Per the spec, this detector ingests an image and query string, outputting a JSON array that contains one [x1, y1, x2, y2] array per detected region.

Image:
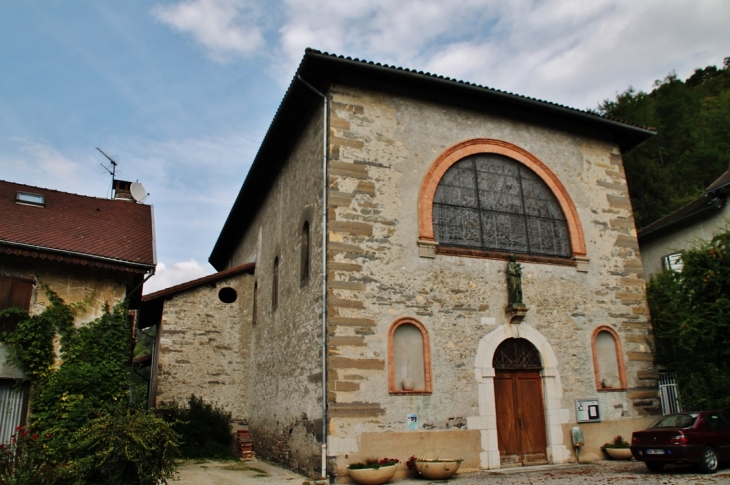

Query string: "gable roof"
[[0, 180, 155, 271], [638, 165, 730, 241], [142, 263, 255, 302], [209, 49, 655, 270]]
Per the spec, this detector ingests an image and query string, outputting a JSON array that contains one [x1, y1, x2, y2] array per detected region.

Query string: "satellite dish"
[[130, 182, 147, 202]]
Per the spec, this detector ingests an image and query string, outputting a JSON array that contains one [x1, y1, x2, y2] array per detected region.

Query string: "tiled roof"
[[0, 179, 155, 269], [142, 263, 255, 301]]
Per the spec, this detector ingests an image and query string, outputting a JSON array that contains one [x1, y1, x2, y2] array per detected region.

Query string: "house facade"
[[0, 179, 155, 440], [153, 50, 661, 478], [639, 166, 730, 278]]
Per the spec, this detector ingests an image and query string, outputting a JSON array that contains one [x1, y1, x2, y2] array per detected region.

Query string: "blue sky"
[[1, 0, 729, 293]]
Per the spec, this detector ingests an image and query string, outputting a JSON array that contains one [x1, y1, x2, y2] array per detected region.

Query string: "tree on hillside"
[[647, 229, 730, 410], [599, 58, 730, 229]]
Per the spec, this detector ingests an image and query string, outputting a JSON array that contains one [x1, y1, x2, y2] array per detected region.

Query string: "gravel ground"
[[173, 460, 730, 485]]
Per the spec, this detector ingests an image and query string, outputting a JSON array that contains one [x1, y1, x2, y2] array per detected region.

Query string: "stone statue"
[[507, 254, 524, 308]]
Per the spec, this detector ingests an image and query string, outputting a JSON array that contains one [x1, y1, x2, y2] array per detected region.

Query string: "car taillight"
[[670, 433, 687, 444], [631, 435, 640, 444]]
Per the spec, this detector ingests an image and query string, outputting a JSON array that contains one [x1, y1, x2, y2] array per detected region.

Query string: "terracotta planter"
[[415, 460, 461, 479], [604, 448, 633, 460], [347, 464, 398, 485]]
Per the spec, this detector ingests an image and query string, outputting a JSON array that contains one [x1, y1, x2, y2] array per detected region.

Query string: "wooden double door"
[[493, 339, 548, 466]]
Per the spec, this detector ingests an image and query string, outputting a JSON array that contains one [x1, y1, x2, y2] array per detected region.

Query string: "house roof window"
[[662, 253, 683, 272], [15, 192, 45, 207]]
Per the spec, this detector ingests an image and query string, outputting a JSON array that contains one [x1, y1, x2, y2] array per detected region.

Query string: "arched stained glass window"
[[433, 154, 571, 257]]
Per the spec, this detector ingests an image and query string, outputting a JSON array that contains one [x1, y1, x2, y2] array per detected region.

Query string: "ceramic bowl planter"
[[604, 448, 633, 460], [347, 458, 400, 485], [413, 459, 461, 479], [602, 435, 632, 460]]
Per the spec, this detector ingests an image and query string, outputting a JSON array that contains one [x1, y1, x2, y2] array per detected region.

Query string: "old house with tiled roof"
[[154, 49, 660, 478], [0, 179, 155, 440]]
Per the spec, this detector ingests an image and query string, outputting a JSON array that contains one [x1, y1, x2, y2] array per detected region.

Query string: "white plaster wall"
[[640, 204, 730, 278]]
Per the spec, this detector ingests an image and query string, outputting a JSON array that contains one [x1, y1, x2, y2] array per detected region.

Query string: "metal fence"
[[659, 372, 682, 415]]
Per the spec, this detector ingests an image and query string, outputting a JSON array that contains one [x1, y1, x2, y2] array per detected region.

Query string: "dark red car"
[[630, 411, 730, 473]]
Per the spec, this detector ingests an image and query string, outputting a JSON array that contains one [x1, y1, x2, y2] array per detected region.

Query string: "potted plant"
[[602, 435, 632, 460], [406, 456, 462, 479], [347, 457, 399, 485]]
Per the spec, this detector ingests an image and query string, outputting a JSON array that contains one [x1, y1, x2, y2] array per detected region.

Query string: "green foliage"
[[0, 427, 56, 485], [157, 395, 234, 459], [602, 435, 630, 449], [598, 57, 730, 229], [0, 287, 179, 484], [30, 302, 133, 439], [647, 229, 730, 409], [63, 408, 178, 485], [0, 286, 77, 381]]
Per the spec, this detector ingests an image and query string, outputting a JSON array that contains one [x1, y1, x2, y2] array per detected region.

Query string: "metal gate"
[[659, 372, 682, 415]]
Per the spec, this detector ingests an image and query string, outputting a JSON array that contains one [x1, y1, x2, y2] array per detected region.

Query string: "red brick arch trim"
[[388, 317, 433, 395], [418, 139, 587, 257], [591, 325, 628, 391]]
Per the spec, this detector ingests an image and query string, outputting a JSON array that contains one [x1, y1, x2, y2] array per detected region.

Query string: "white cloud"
[[152, 0, 265, 62], [143, 259, 213, 294], [3, 138, 110, 196], [273, 0, 730, 108]]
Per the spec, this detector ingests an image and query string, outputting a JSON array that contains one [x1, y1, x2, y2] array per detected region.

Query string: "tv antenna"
[[97, 147, 117, 198]]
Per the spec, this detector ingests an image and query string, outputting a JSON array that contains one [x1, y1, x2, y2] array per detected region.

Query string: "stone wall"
[[227, 102, 326, 477], [155, 272, 254, 422], [322, 84, 658, 472]]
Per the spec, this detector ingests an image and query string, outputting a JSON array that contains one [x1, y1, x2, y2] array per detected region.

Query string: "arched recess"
[[418, 139, 586, 257], [591, 326, 627, 391], [388, 317, 432, 395], [469, 322, 571, 469]]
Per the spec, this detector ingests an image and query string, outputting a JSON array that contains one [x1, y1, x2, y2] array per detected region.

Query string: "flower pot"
[[415, 460, 461, 479], [348, 464, 398, 485], [604, 448, 633, 460]]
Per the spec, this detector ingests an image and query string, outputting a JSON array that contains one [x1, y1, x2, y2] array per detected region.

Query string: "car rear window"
[[649, 413, 698, 429]]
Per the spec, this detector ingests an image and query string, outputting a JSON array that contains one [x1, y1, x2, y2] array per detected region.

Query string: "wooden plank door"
[[495, 371, 547, 466]]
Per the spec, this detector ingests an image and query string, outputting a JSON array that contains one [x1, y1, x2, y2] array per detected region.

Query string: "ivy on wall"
[[0, 286, 179, 484]]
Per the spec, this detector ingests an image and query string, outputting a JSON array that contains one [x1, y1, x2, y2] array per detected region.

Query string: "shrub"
[[0, 427, 56, 485], [158, 395, 234, 459], [64, 408, 179, 485]]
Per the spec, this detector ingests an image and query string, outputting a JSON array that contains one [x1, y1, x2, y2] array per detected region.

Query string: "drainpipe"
[[296, 74, 329, 480]]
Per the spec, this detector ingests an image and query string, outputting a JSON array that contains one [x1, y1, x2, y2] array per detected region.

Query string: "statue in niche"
[[507, 254, 525, 308]]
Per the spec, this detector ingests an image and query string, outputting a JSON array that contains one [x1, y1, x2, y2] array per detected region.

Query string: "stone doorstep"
[[485, 463, 586, 475]]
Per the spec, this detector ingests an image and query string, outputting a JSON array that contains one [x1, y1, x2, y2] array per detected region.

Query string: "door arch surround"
[[470, 323, 571, 469]]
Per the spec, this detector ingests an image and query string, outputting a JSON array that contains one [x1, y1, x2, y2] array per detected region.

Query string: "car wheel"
[[645, 462, 665, 472], [698, 446, 718, 474]]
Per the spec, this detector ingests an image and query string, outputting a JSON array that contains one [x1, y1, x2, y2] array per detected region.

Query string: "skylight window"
[[15, 192, 45, 207]]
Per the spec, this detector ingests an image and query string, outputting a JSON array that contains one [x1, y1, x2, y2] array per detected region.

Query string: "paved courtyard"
[[173, 459, 730, 485]]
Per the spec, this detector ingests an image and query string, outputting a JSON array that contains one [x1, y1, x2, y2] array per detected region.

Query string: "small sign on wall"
[[407, 413, 418, 430], [575, 399, 601, 423]]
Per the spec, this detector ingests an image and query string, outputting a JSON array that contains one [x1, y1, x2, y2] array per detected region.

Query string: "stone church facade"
[[157, 50, 660, 478]]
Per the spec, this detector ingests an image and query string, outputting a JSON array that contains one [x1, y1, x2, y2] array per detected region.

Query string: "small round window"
[[218, 287, 237, 304]]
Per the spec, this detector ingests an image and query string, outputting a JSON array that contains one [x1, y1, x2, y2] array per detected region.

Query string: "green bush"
[[64, 408, 179, 485], [0, 427, 56, 485], [648, 229, 730, 409], [0, 288, 180, 483], [158, 395, 235, 459]]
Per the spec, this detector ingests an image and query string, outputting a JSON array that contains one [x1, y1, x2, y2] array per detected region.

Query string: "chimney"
[[113, 179, 134, 201]]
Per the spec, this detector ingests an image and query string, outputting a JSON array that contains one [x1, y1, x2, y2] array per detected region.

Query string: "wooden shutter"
[[0, 276, 33, 333]]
